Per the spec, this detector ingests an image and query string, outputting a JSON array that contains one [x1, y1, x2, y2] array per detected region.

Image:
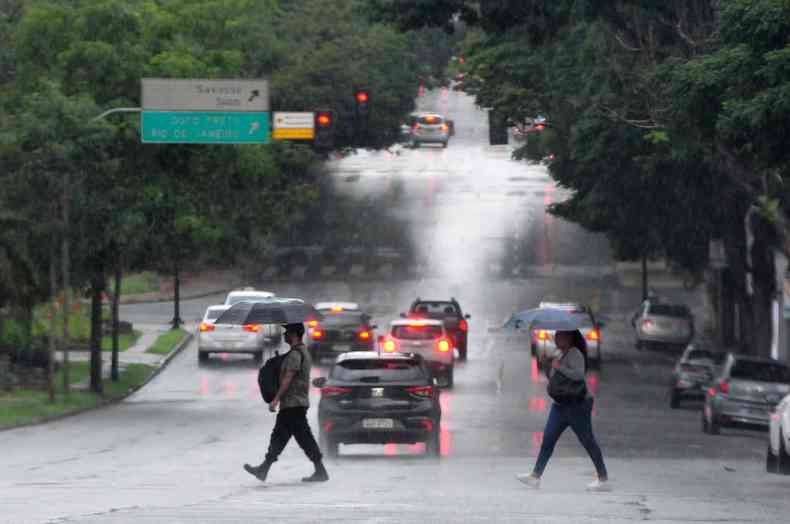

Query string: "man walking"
[[244, 323, 329, 483]]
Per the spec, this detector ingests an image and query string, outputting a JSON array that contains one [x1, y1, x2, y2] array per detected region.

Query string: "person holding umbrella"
[[244, 319, 329, 483], [514, 309, 609, 491]]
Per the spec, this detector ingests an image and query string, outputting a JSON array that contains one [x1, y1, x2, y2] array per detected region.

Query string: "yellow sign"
[[272, 128, 315, 140]]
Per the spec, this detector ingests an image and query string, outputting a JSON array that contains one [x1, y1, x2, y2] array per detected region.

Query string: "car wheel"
[[670, 391, 680, 409], [426, 429, 441, 458], [767, 442, 780, 474], [779, 429, 790, 475], [320, 431, 339, 459], [458, 343, 467, 362], [445, 367, 454, 389], [442, 141, 448, 148], [198, 351, 209, 363], [589, 355, 601, 371], [708, 411, 721, 435], [702, 411, 710, 434]]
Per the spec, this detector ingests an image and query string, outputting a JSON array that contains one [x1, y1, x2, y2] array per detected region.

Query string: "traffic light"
[[354, 87, 370, 118], [314, 110, 334, 150]]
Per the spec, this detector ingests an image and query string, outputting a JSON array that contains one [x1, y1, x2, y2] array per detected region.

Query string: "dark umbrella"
[[216, 299, 324, 325]]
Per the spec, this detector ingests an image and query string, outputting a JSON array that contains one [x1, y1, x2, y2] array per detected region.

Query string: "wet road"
[[3, 90, 789, 523]]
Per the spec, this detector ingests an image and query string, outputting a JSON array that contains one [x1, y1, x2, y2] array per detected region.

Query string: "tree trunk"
[[111, 255, 122, 382], [171, 261, 183, 329], [48, 250, 57, 403], [61, 170, 71, 397], [89, 270, 105, 394]]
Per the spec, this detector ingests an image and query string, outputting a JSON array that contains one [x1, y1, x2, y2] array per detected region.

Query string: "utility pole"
[[61, 170, 71, 397]]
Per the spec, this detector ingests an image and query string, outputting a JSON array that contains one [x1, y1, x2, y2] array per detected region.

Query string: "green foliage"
[[145, 328, 188, 355]]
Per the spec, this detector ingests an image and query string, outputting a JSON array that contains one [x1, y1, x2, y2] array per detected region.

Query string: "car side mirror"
[[312, 377, 327, 388]]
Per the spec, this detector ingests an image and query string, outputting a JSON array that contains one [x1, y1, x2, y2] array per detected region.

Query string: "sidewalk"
[[55, 323, 195, 387]]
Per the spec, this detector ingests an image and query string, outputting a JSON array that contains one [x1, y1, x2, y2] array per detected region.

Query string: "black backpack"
[[257, 349, 303, 404]]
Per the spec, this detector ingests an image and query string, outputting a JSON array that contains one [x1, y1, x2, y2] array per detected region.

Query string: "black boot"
[[302, 460, 329, 482], [244, 459, 273, 482]]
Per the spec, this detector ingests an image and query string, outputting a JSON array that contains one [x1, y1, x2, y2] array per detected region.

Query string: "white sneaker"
[[516, 473, 541, 489], [586, 478, 612, 492]]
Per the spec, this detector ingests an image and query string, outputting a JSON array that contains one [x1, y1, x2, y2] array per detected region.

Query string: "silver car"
[[669, 345, 725, 408], [632, 300, 694, 350], [528, 302, 603, 370], [703, 353, 790, 434], [381, 318, 455, 388], [410, 113, 450, 148]]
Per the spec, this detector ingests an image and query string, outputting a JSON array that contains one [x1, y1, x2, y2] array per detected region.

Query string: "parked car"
[[381, 318, 455, 387], [767, 393, 790, 474], [314, 352, 442, 458], [632, 300, 694, 351], [307, 302, 377, 362], [404, 298, 470, 361], [529, 302, 603, 370], [669, 344, 725, 408], [702, 353, 790, 435]]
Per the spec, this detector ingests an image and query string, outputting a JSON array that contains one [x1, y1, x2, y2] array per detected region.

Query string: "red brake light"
[[707, 387, 716, 397], [317, 113, 331, 127], [312, 330, 323, 340], [718, 381, 729, 395], [406, 386, 433, 398], [437, 339, 451, 353], [199, 322, 215, 332], [586, 329, 600, 342], [537, 330, 548, 341], [307, 319, 319, 328], [382, 339, 397, 353], [459, 319, 468, 332], [420, 419, 434, 432], [441, 123, 449, 132], [642, 319, 653, 329], [408, 320, 427, 327], [355, 92, 369, 103], [322, 386, 352, 397], [243, 324, 261, 333], [358, 331, 371, 341]]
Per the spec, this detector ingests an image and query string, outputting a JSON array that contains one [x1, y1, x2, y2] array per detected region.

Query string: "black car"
[[313, 352, 442, 458], [405, 298, 470, 361], [307, 303, 376, 362]]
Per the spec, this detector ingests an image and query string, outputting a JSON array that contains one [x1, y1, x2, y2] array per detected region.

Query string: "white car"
[[767, 393, 790, 474], [315, 301, 360, 312], [528, 302, 603, 370], [224, 288, 276, 306], [380, 318, 454, 388]]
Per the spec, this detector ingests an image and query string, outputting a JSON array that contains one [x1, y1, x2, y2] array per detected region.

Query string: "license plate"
[[333, 344, 350, 352], [362, 418, 394, 429]]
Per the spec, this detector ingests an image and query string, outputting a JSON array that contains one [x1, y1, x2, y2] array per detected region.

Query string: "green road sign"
[[141, 111, 270, 144]]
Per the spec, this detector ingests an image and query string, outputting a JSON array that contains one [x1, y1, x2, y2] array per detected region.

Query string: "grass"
[[145, 328, 189, 355], [110, 271, 161, 296], [0, 361, 155, 430], [101, 330, 142, 353]]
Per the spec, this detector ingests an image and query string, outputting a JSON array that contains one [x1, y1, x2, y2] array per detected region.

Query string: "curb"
[[119, 288, 234, 306], [0, 333, 194, 433]]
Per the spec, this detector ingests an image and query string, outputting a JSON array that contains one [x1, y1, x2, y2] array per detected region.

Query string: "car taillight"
[[586, 329, 600, 342], [243, 324, 261, 333], [437, 339, 451, 353], [441, 123, 449, 132], [382, 339, 397, 353], [420, 420, 434, 432], [312, 330, 323, 340], [322, 386, 352, 397], [718, 381, 729, 395], [358, 331, 371, 341], [459, 319, 468, 332], [536, 330, 548, 341], [406, 386, 433, 398], [642, 319, 653, 329], [307, 319, 319, 328], [199, 322, 214, 332]]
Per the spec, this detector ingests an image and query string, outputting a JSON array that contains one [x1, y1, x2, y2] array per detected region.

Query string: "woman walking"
[[518, 330, 610, 491]]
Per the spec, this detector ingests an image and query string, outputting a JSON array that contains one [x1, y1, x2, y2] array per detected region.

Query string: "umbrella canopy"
[[506, 308, 585, 332], [216, 299, 323, 325]]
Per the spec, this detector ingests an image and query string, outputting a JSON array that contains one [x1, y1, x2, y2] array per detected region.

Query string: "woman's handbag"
[[547, 355, 587, 404]]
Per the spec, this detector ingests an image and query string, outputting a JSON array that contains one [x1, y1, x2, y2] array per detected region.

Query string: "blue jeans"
[[533, 397, 607, 479]]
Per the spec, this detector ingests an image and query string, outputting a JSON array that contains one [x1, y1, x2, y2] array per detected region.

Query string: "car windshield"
[[392, 325, 443, 340], [649, 304, 690, 318], [412, 302, 460, 316], [204, 309, 226, 321], [418, 115, 443, 125], [331, 360, 425, 382], [731, 361, 790, 383]]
